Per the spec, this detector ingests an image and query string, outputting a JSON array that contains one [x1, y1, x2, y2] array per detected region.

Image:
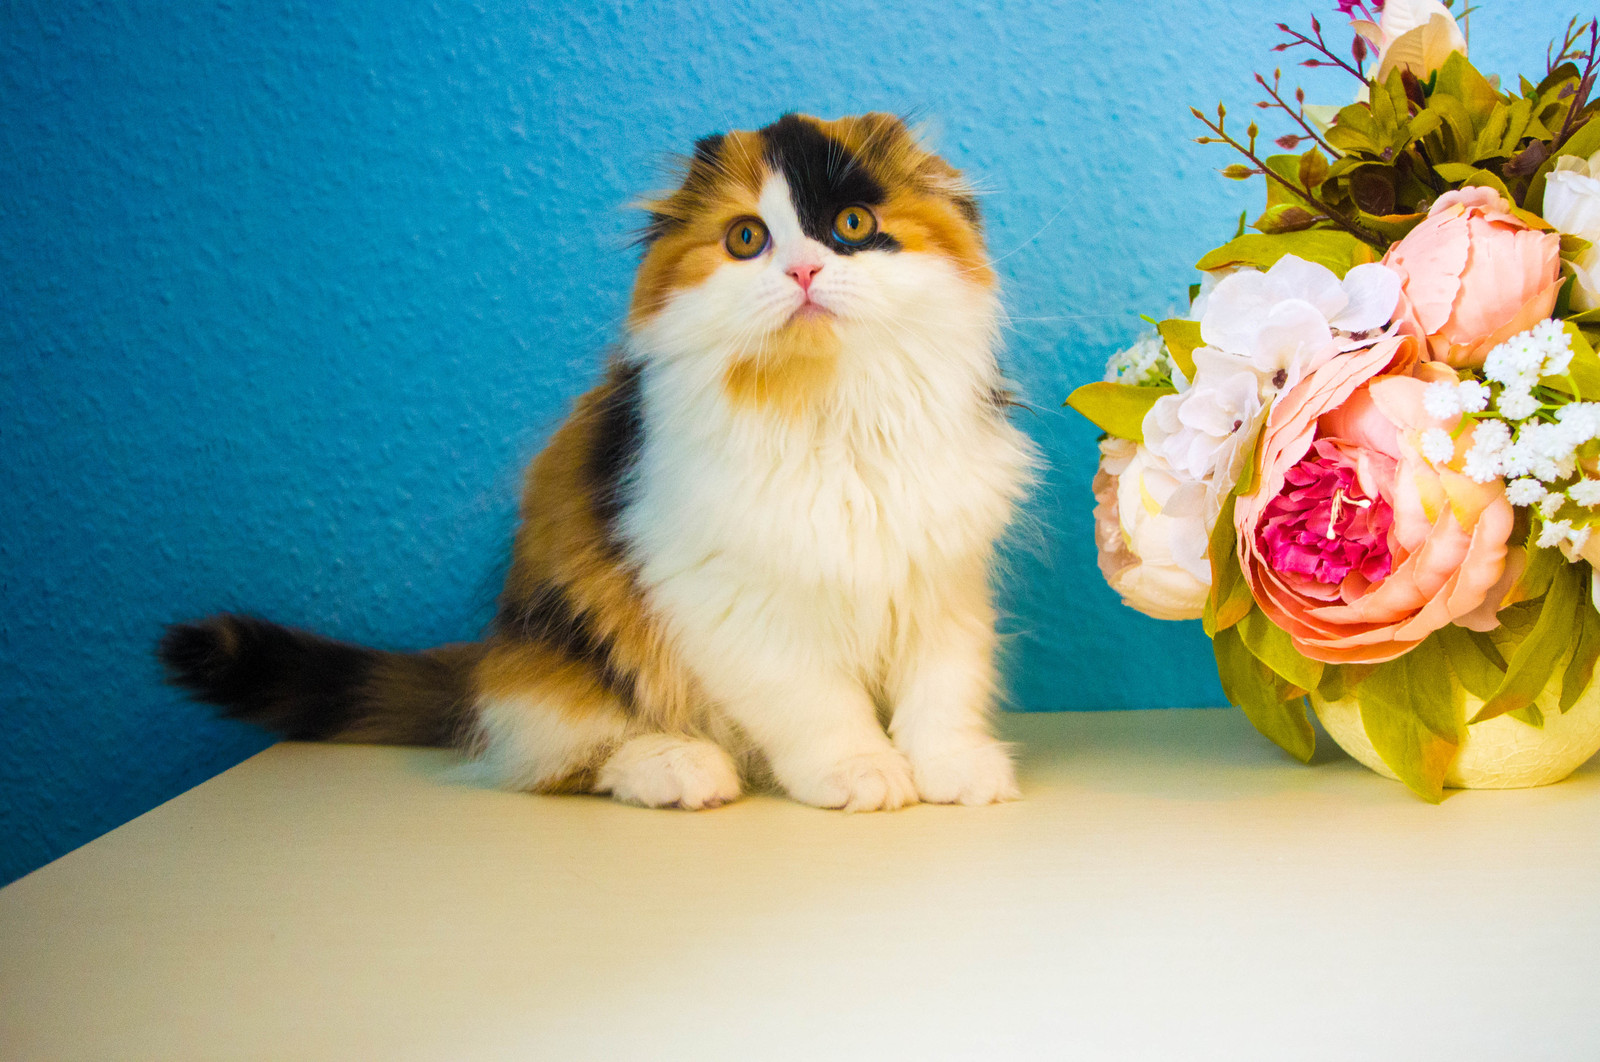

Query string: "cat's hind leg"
[[466, 641, 631, 794]]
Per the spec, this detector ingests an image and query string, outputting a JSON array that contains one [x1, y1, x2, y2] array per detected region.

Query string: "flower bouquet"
[[1070, 1, 1600, 800]]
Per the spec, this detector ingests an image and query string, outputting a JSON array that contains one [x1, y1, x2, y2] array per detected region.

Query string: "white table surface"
[[3, 708, 1598, 1061]]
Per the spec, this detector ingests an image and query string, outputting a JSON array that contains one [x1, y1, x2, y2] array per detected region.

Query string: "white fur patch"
[[597, 734, 742, 809], [466, 693, 627, 792]]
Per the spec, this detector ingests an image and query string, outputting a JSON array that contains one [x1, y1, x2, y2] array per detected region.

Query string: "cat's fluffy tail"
[[158, 614, 483, 746]]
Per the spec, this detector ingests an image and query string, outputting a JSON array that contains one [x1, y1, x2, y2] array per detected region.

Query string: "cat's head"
[[626, 113, 993, 397]]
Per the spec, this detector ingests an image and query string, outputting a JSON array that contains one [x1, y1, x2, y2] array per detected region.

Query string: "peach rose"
[[1383, 187, 1563, 368], [1235, 336, 1515, 664]]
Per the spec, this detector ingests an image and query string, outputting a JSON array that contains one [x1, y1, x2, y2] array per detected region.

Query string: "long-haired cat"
[[160, 112, 1035, 811]]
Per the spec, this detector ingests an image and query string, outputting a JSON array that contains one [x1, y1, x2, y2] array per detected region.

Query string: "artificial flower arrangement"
[[1070, 0, 1600, 800]]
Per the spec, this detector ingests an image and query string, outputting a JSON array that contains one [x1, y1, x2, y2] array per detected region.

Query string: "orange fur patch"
[[493, 365, 702, 737], [721, 315, 842, 417]]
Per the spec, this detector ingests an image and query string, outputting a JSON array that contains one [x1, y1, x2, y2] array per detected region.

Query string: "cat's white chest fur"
[[622, 318, 1033, 681]]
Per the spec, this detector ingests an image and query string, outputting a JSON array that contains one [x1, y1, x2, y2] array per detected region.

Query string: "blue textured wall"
[[0, 0, 1562, 882]]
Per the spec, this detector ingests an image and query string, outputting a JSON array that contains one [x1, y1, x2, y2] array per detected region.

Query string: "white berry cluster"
[[1416, 321, 1600, 556], [1104, 334, 1183, 388]]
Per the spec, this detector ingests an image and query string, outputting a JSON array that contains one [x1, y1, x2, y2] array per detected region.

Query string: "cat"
[[160, 112, 1036, 812]]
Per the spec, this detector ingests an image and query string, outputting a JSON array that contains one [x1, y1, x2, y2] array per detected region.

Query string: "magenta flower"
[[1258, 438, 1395, 589]]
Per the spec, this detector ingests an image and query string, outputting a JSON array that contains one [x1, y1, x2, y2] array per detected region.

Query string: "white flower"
[[1423, 381, 1461, 418], [1497, 387, 1540, 421], [1556, 403, 1600, 442], [1421, 428, 1455, 464], [1095, 442, 1210, 620], [1538, 519, 1576, 549], [1198, 256, 1402, 395], [1541, 491, 1567, 518], [1543, 150, 1600, 313], [1568, 525, 1593, 556], [1507, 478, 1545, 506], [1352, 0, 1467, 81], [1143, 367, 1264, 488], [1462, 419, 1511, 483], [1484, 337, 1544, 387], [1512, 421, 1579, 483], [1570, 479, 1600, 507], [1456, 380, 1490, 413]]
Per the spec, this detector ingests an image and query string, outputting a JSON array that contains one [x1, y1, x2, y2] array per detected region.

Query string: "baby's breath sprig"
[[1421, 323, 1600, 556]]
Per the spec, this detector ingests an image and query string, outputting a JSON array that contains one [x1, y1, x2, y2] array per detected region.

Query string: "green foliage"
[[1562, 592, 1600, 712], [1434, 625, 1506, 701], [1197, 30, 1600, 255], [1474, 562, 1588, 723], [1355, 638, 1462, 803], [1063, 382, 1173, 443], [1214, 623, 1316, 763], [1196, 230, 1377, 277], [1156, 319, 1202, 382], [1202, 494, 1253, 637], [1237, 608, 1323, 692]]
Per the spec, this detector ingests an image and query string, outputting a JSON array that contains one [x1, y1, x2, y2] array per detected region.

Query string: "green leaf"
[[1475, 562, 1585, 723], [1214, 624, 1316, 763], [1252, 203, 1319, 235], [1407, 108, 1443, 143], [1064, 382, 1174, 442], [1509, 703, 1546, 728], [1203, 494, 1252, 636], [1516, 542, 1565, 601], [1432, 163, 1513, 201], [1297, 148, 1330, 191], [1237, 607, 1324, 693], [1156, 318, 1202, 383], [1357, 641, 1462, 802], [1318, 662, 1348, 702], [1434, 52, 1502, 134], [1423, 92, 1477, 160], [1561, 576, 1600, 712], [1434, 624, 1506, 701], [1196, 230, 1375, 278]]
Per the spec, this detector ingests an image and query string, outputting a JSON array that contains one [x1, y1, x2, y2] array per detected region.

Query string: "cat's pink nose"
[[786, 263, 822, 293]]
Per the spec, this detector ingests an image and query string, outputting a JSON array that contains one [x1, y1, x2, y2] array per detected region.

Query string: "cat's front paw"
[[598, 734, 742, 810], [786, 749, 919, 812], [908, 739, 1020, 805]]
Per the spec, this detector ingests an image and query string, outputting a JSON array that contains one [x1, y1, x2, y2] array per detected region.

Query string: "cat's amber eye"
[[724, 217, 770, 260], [832, 205, 877, 245]]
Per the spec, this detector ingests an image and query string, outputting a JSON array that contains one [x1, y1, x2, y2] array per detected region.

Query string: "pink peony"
[[1383, 187, 1563, 368], [1235, 336, 1515, 664]]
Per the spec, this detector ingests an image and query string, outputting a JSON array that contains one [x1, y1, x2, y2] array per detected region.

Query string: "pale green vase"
[[1312, 672, 1600, 789]]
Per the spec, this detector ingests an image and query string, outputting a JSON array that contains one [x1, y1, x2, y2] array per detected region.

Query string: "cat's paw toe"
[[800, 749, 919, 812], [910, 740, 1020, 805], [598, 735, 742, 810]]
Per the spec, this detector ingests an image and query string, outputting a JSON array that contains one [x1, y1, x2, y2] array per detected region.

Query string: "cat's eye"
[[832, 205, 878, 246], [724, 217, 770, 260]]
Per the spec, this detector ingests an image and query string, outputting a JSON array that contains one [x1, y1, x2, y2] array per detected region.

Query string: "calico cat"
[[160, 112, 1035, 811]]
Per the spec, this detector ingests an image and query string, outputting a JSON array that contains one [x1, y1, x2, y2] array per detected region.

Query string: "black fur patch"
[[158, 615, 376, 740], [759, 114, 901, 255], [495, 582, 634, 706], [586, 360, 644, 549]]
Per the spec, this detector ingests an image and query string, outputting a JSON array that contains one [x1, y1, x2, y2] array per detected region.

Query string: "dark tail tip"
[[158, 614, 374, 740]]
